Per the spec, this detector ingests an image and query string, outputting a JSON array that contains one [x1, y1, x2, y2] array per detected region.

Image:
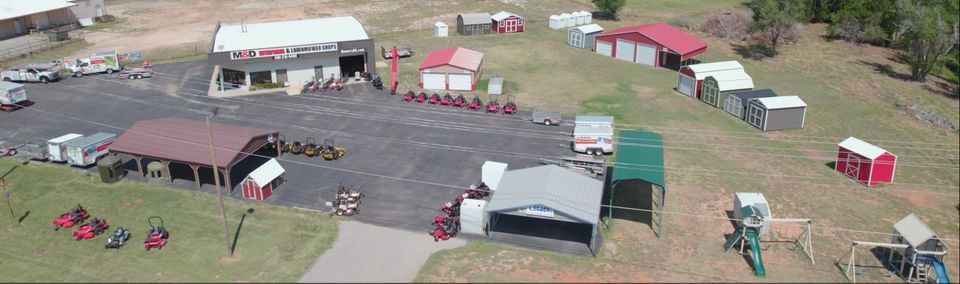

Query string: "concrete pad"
[[299, 220, 466, 283]]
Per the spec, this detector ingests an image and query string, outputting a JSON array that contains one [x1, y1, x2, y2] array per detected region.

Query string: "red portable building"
[[491, 11, 524, 33], [835, 137, 897, 187], [593, 22, 707, 69], [241, 158, 286, 200]]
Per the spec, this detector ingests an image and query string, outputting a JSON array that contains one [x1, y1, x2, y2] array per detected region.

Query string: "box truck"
[[68, 50, 123, 76], [0, 81, 28, 112], [572, 115, 614, 155], [64, 133, 116, 166]]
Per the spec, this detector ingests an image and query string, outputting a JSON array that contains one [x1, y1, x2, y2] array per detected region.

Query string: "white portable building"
[[549, 15, 564, 29], [581, 11, 592, 24], [559, 13, 574, 28], [488, 76, 504, 95], [734, 192, 772, 235], [459, 198, 488, 235], [47, 133, 84, 162], [482, 161, 508, 190], [568, 24, 604, 49], [434, 21, 448, 37]]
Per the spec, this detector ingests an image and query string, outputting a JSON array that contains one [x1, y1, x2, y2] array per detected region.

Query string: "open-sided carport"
[[108, 117, 279, 192], [484, 165, 604, 256], [609, 129, 665, 237]]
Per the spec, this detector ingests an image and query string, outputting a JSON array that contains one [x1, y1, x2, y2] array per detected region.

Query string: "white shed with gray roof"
[[484, 164, 604, 256]]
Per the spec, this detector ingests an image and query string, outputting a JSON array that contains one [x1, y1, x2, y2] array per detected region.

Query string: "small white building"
[[460, 198, 488, 235], [549, 15, 563, 29], [560, 13, 574, 28], [572, 11, 586, 25], [734, 192, 772, 235], [581, 10, 592, 24], [482, 161, 508, 190], [568, 24, 604, 49], [434, 21, 448, 37], [487, 76, 503, 95]]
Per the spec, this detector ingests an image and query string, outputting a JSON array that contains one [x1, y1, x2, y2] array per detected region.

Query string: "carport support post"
[[218, 65, 225, 93], [190, 164, 201, 191], [223, 168, 232, 193], [133, 156, 143, 179], [161, 160, 171, 182]]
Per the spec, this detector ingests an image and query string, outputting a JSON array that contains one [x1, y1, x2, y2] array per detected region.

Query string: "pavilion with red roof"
[[593, 22, 707, 69]]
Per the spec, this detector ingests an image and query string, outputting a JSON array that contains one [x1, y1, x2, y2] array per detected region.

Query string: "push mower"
[[428, 93, 441, 104], [144, 216, 169, 251], [403, 91, 415, 102], [452, 94, 466, 108], [289, 140, 304, 155], [486, 94, 500, 113], [503, 95, 517, 115], [53, 204, 88, 231], [416, 92, 428, 103], [440, 94, 453, 106], [303, 137, 319, 157], [371, 75, 383, 90], [468, 96, 483, 111], [105, 227, 130, 249], [73, 218, 108, 240], [321, 139, 346, 160]]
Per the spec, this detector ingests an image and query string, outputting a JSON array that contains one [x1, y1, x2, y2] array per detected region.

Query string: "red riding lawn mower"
[[452, 94, 466, 108], [486, 94, 500, 114], [503, 95, 517, 115], [428, 93, 441, 104], [403, 91, 415, 102], [416, 92, 428, 103], [466, 182, 491, 199], [72, 218, 108, 240], [430, 215, 460, 242], [53, 204, 88, 231], [440, 94, 453, 106], [144, 216, 169, 251], [468, 96, 483, 111]]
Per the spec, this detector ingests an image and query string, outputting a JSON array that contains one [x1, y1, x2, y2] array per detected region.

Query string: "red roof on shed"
[[419, 47, 484, 71], [600, 22, 707, 57], [109, 117, 278, 169]]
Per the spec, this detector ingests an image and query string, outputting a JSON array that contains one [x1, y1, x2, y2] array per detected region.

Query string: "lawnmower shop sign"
[[230, 43, 339, 60], [523, 205, 555, 218]]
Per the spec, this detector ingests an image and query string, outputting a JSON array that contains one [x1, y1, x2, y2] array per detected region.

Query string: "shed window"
[[569, 31, 583, 47], [748, 105, 764, 127]]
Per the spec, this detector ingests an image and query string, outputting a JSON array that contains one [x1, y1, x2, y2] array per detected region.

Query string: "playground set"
[[838, 213, 950, 284], [723, 192, 815, 278]]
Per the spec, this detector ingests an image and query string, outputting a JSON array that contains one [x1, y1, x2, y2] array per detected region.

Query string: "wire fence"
[[0, 28, 85, 64]]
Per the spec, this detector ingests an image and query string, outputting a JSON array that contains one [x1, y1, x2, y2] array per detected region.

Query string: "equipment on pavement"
[[486, 94, 500, 113], [468, 96, 483, 111], [452, 94, 466, 108], [303, 137, 319, 157], [321, 139, 346, 161], [503, 95, 517, 115]]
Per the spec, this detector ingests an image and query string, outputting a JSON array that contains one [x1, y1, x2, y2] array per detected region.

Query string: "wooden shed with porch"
[[457, 13, 492, 36]]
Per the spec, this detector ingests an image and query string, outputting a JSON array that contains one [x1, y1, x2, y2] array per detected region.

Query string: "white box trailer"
[[47, 133, 84, 162], [68, 50, 123, 76], [572, 125, 614, 155], [0, 81, 28, 111], [64, 132, 116, 166]]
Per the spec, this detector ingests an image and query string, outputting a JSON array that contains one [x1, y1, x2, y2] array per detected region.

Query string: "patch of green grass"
[[0, 160, 337, 282], [0, 39, 91, 68], [142, 42, 208, 64]]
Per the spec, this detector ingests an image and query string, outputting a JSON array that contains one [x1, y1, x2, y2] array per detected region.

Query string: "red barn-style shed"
[[241, 158, 286, 200], [594, 22, 707, 69], [836, 137, 897, 187], [491, 11, 524, 33]]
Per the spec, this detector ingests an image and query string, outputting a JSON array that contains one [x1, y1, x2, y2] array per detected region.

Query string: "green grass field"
[[0, 160, 336, 282]]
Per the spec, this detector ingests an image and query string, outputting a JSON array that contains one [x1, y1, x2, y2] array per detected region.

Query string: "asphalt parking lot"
[[0, 60, 576, 234]]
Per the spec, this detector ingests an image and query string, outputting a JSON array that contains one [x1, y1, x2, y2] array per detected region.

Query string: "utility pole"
[[1, 177, 12, 220], [206, 107, 233, 255]]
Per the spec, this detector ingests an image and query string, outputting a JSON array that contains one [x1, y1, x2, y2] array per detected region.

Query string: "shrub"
[[700, 10, 754, 41], [250, 82, 285, 90], [94, 15, 116, 23]]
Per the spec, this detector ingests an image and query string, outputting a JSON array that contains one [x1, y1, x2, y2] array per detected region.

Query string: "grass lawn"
[[0, 159, 337, 282]]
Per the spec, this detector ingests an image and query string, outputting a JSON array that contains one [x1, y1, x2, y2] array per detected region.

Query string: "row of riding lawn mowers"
[[402, 92, 517, 115], [332, 183, 364, 216], [431, 182, 491, 242], [52, 204, 169, 250], [300, 74, 346, 93], [269, 136, 345, 160]]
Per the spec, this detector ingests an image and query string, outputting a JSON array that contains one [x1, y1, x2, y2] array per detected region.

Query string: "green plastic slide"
[[746, 228, 766, 277]]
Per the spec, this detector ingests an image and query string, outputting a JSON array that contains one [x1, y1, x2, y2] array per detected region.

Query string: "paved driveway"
[[299, 220, 466, 283]]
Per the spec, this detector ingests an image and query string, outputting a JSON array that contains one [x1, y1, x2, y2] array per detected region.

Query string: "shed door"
[[677, 75, 696, 97], [747, 104, 765, 129], [701, 78, 718, 105], [504, 19, 518, 32], [422, 73, 446, 89], [844, 155, 861, 181], [635, 43, 656, 66], [448, 74, 473, 91], [724, 96, 741, 118], [35, 13, 51, 29], [615, 39, 635, 61], [595, 40, 612, 57], [568, 31, 583, 48]]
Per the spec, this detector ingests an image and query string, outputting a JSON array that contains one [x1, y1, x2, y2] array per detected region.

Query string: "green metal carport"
[[609, 129, 666, 237]]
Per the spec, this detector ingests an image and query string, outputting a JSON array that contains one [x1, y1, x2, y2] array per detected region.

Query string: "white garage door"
[[635, 43, 656, 66], [595, 40, 612, 57], [677, 74, 696, 97], [615, 39, 635, 61], [422, 73, 445, 90], [448, 74, 473, 91]]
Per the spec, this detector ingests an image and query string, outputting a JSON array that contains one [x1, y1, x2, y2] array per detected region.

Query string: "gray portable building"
[[567, 24, 604, 49], [745, 96, 807, 131], [457, 13, 492, 36], [484, 165, 604, 256], [723, 89, 777, 120]]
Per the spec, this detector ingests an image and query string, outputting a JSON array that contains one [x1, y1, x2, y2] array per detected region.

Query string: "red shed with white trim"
[[593, 22, 707, 68], [241, 158, 286, 200], [835, 137, 897, 187], [491, 11, 525, 33]]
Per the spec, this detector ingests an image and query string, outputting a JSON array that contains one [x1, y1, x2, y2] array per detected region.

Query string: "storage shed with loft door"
[[835, 137, 897, 187]]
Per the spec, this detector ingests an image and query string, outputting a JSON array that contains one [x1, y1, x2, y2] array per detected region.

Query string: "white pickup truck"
[[1, 63, 61, 83]]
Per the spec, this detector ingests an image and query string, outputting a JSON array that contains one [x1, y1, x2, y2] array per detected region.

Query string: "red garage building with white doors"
[[836, 137, 897, 187], [594, 22, 707, 69], [419, 47, 484, 91], [491, 11, 524, 33]]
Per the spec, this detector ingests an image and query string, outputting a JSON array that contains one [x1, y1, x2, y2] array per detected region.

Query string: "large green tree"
[[895, 0, 959, 81], [592, 0, 626, 20], [827, 0, 898, 45], [746, 0, 806, 55]]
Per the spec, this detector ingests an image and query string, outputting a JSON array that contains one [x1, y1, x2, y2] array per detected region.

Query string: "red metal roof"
[[109, 117, 278, 169], [419, 47, 484, 71], [600, 22, 707, 57]]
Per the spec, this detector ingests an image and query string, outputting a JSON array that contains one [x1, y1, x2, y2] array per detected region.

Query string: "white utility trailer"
[[64, 132, 116, 167]]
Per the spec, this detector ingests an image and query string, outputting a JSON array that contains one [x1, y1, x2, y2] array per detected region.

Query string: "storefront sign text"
[[230, 43, 339, 60]]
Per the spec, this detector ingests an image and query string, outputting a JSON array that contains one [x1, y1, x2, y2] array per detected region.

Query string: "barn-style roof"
[[486, 165, 603, 225], [458, 13, 491, 25], [419, 47, 484, 71], [601, 22, 707, 57], [491, 11, 523, 21], [839, 137, 889, 160], [686, 61, 745, 79], [706, 69, 754, 91]]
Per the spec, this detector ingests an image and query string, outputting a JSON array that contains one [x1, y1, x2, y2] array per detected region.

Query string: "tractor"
[[321, 139, 346, 161]]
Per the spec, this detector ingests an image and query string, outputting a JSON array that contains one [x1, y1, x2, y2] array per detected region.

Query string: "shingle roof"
[[419, 47, 484, 71], [838, 137, 889, 160], [459, 13, 491, 25], [485, 165, 604, 225], [600, 22, 707, 57]]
